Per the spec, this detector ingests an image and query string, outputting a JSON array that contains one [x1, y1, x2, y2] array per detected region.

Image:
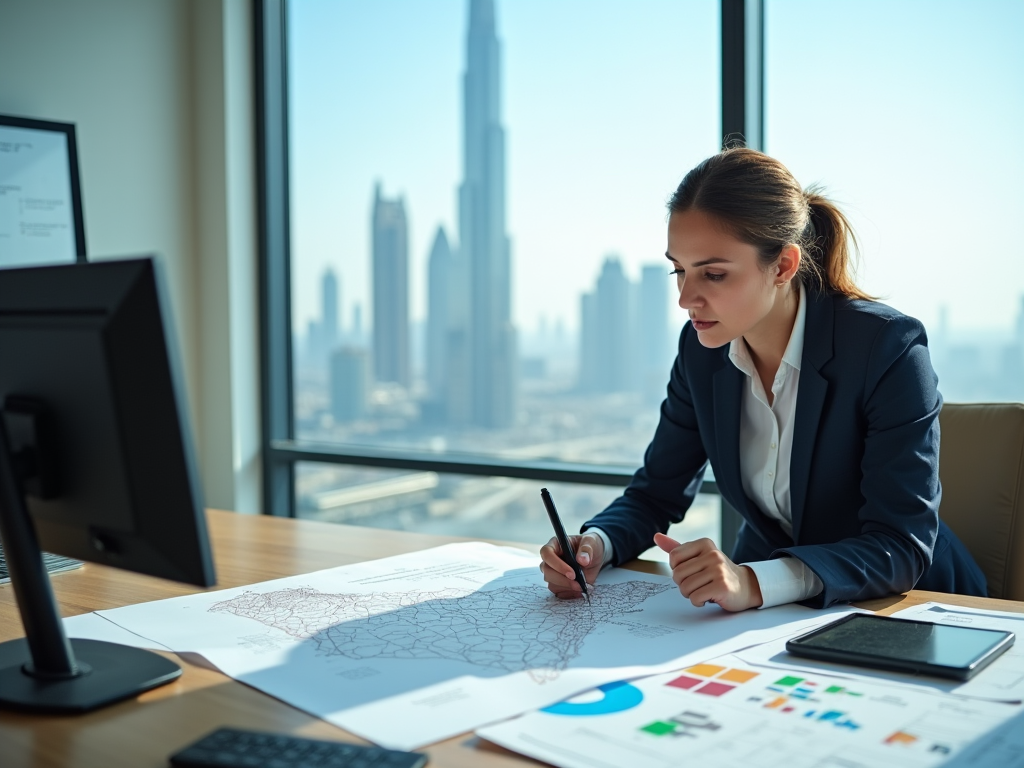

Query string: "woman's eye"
[[669, 268, 684, 277], [705, 272, 725, 282]]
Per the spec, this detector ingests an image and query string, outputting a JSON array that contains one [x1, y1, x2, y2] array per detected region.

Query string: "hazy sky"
[[289, 0, 1023, 338]]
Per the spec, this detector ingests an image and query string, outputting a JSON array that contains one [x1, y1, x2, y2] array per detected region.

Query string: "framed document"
[[0, 114, 87, 268]]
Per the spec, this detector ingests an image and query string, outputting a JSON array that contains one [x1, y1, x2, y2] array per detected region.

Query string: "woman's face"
[[666, 209, 783, 349]]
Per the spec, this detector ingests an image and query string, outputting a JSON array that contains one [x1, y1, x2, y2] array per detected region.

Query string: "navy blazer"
[[584, 289, 987, 607]]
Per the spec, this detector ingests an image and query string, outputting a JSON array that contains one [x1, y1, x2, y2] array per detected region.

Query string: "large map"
[[82, 542, 840, 750], [209, 581, 672, 673]]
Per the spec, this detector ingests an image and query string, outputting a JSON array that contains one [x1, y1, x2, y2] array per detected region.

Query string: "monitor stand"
[[0, 404, 181, 714]]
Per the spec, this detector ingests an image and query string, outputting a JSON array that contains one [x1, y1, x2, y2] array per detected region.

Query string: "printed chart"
[[478, 653, 1022, 768]]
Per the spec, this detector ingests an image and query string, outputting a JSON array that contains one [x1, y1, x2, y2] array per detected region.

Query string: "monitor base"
[[0, 638, 181, 713]]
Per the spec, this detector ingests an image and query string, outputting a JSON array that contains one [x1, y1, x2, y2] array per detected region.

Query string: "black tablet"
[[786, 613, 1014, 681]]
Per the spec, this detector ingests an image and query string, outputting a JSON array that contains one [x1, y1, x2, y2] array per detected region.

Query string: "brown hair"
[[668, 147, 872, 300]]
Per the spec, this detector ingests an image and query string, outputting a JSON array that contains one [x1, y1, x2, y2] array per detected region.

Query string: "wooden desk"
[[2, 510, 1022, 767]]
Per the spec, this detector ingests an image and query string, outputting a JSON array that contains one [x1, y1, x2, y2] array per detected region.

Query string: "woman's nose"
[[677, 277, 700, 310]]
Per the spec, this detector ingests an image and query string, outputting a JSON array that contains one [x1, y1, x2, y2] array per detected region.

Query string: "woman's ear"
[[776, 244, 801, 285]]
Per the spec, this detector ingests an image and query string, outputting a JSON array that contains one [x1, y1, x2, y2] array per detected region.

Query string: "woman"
[[540, 148, 986, 610]]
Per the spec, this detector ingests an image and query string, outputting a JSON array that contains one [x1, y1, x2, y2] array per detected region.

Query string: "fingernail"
[[578, 553, 590, 565]]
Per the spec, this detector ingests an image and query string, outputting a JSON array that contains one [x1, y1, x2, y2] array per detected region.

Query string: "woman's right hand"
[[539, 532, 605, 599]]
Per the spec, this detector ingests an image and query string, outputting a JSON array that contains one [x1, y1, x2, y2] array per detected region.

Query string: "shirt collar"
[[728, 281, 806, 377]]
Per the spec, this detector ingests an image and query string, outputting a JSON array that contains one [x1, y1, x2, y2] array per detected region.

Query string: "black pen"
[[541, 488, 591, 603]]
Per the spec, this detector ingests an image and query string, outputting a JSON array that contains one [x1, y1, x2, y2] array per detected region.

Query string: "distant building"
[[457, 0, 516, 427], [931, 294, 1024, 402], [579, 258, 673, 396], [322, 268, 339, 354], [426, 225, 453, 399], [372, 183, 410, 387], [330, 346, 370, 423], [578, 257, 636, 393], [303, 268, 341, 370], [638, 264, 672, 401], [579, 292, 599, 391]]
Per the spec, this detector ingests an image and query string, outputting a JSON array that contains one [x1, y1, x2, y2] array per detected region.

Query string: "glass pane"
[[766, 0, 1024, 402], [296, 462, 721, 557], [288, 0, 721, 467]]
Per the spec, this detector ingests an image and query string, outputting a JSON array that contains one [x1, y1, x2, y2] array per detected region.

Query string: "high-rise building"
[[457, 0, 516, 427], [638, 264, 672, 401], [330, 346, 370, 423], [303, 268, 341, 370], [578, 258, 673, 395], [322, 268, 339, 354], [578, 291, 599, 392], [426, 226, 453, 399], [595, 257, 636, 393], [372, 183, 410, 387]]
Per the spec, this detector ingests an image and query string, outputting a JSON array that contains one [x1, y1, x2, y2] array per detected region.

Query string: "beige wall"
[[0, 0, 261, 513]]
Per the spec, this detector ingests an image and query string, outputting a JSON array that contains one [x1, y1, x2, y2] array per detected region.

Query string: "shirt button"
[[771, 442, 777, 449], [767, 471, 774, 478]]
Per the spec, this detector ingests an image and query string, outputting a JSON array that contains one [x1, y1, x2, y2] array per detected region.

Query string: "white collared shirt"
[[728, 282, 823, 607], [591, 282, 823, 608]]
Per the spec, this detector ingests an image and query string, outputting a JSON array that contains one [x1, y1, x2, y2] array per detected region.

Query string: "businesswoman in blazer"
[[540, 148, 986, 610]]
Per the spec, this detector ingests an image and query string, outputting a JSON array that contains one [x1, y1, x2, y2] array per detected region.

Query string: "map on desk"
[[78, 542, 852, 750], [208, 580, 670, 675]]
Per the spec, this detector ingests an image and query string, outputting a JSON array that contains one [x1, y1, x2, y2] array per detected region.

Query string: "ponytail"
[[669, 148, 872, 301], [802, 187, 873, 300]]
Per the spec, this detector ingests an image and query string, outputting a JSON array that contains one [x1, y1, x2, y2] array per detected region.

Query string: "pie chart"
[[541, 680, 644, 716]]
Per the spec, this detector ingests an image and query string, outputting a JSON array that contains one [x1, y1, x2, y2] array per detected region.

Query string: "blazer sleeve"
[[776, 314, 941, 607], [582, 324, 710, 565]]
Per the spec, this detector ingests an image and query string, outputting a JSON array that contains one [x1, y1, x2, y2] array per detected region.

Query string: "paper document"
[[478, 652, 1023, 768], [736, 601, 1024, 703], [935, 705, 1024, 767], [63, 611, 170, 651], [92, 542, 851, 749]]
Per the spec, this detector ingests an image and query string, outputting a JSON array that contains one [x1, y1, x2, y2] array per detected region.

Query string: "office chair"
[[937, 402, 1024, 600]]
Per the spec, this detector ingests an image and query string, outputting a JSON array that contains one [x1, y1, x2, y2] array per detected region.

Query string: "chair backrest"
[[938, 403, 1024, 600]]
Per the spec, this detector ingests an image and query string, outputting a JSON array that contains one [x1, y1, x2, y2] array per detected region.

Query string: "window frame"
[[255, 0, 760, 539]]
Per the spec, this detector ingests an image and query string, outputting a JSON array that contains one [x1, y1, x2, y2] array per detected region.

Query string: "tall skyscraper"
[[458, 0, 516, 427], [372, 183, 410, 387]]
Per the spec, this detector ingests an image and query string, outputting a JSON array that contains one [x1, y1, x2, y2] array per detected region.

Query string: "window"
[[279, 0, 723, 544], [765, 0, 1024, 402]]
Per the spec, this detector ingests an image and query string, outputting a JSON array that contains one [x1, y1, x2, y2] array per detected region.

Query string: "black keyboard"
[[169, 727, 429, 768], [0, 542, 82, 585]]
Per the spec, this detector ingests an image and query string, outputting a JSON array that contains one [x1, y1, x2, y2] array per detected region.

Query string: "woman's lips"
[[691, 320, 718, 331]]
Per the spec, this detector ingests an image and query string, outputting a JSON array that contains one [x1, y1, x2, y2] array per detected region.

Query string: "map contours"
[[208, 581, 671, 673]]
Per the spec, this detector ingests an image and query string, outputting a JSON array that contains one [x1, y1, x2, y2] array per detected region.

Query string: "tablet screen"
[[797, 614, 1010, 669]]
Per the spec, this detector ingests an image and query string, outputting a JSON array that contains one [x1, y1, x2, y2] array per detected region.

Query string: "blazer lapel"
[[713, 361, 744, 504], [790, 290, 836, 540]]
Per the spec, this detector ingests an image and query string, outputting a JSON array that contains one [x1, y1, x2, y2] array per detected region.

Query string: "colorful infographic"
[[478, 653, 1022, 768]]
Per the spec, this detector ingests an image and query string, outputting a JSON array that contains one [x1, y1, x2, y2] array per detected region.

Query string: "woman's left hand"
[[654, 533, 763, 612]]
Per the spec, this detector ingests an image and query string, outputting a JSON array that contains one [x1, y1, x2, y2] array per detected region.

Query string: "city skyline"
[[305, 255, 1024, 415], [289, 1, 1022, 343]]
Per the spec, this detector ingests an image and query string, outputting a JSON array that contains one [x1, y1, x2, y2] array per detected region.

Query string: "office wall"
[[0, 0, 261, 513]]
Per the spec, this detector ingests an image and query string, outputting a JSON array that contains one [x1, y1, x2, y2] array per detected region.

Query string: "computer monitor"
[[0, 114, 88, 268], [0, 257, 215, 713]]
